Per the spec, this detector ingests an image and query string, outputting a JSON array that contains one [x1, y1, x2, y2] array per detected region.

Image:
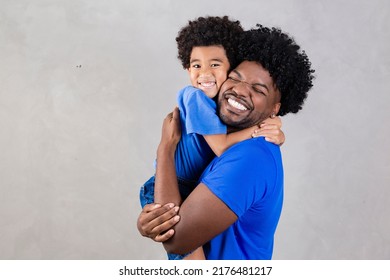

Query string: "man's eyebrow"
[[231, 69, 242, 79], [254, 82, 269, 92]]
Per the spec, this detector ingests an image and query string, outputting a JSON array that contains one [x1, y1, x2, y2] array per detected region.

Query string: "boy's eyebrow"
[[190, 58, 225, 64], [210, 58, 225, 62], [190, 58, 200, 63]]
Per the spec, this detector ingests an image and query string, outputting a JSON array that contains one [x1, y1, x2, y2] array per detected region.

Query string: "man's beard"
[[218, 110, 257, 133]]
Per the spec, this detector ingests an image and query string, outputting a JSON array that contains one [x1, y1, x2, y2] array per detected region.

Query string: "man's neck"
[[227, 126, 240, 134]]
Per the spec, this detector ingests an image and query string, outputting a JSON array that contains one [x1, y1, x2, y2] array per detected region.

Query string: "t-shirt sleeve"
[[201, 141, 273, 217], [180, 86, 227, 135]]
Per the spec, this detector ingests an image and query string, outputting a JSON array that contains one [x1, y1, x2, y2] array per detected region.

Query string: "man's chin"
[[219, 112, 247, 129]]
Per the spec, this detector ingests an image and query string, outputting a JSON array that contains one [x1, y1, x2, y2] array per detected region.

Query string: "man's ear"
[[271, 102, 281, 117]]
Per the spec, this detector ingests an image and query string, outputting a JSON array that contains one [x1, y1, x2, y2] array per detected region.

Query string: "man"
[[139, 16, 285, 260], [137, 24, 315, 259]]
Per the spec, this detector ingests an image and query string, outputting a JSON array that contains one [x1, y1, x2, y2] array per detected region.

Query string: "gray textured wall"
[[1, 0, 389, 259]]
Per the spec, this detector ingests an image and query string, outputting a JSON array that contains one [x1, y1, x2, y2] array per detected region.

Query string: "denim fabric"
[[139, 175, 197, 260], [139, 176, 156, 208]]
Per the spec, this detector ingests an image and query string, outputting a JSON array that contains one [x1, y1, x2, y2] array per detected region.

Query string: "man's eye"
[[253, 86, 266, 95], [228, 77, 240, 82]]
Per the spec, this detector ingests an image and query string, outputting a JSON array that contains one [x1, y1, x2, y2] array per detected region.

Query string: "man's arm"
[[163, 183, 237, 254], [154, 108, 238, 254], [137, 203, 180, 242], [154, 108, 182, 206]]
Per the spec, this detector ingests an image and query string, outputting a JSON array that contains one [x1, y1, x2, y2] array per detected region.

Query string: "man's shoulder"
[[222, 138, 281, 164], [229, 137, 279, 153]]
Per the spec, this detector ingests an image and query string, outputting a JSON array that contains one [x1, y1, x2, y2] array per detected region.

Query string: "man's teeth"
[[228, 98, 248, 111]]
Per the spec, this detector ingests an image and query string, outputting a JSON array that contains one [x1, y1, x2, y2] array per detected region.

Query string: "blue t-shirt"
[[174, 85, 227, 182], [200, 137, 284, 260]]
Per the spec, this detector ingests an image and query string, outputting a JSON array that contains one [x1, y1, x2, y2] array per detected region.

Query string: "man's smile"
[[228, 98, 248, 111], [223, 92, 251, 113]]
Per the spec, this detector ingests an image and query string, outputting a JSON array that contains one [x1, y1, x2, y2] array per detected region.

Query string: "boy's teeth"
[[228, 98, 247, 111], [201, 82, 215, 88]]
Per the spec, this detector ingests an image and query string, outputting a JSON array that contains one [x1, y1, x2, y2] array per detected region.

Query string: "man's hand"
[[137, 203, 180, 242]]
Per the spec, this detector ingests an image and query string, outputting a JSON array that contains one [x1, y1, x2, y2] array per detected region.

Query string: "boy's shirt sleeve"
[[179, 86, 227, 135]]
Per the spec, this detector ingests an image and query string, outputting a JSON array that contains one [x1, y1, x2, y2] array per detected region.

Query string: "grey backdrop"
[[1, 0, 389, 260]]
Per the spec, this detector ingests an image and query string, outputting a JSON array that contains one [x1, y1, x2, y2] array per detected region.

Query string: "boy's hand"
[[252, 116, 285, 146], [159, 107, 181, 150], [137, 203, 180, 242]]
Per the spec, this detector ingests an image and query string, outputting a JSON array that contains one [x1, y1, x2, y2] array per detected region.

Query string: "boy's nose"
[[199, 67, 212, 76]]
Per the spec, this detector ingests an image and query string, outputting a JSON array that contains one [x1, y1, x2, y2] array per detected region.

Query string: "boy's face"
[[188, 46, 230, 98]]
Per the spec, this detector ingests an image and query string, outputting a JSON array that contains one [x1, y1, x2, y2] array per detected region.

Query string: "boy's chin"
[[201, 89, 218, 99]]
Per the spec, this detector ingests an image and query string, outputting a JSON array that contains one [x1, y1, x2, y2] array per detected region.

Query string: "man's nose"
[[233, 80, 251, 96]]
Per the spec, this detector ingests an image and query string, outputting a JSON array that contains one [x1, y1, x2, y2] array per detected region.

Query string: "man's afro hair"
[[238, 24, 315, 116]]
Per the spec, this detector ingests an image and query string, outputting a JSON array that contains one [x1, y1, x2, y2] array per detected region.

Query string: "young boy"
[[139, 16, 284, 260]]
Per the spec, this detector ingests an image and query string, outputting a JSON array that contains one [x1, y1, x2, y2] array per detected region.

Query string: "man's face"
[[218, 60, 281, 129], [188, 46, 230, 99]]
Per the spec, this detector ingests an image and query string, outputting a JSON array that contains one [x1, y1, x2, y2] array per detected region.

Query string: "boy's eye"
[[210, 63, 220, 68], [191, 64, 201, 69]]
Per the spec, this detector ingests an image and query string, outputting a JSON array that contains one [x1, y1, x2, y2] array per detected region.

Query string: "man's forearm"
[[154, 143, 182, 206]]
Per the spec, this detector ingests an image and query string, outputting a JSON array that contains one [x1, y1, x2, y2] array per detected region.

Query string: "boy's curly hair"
[[176, 16, 244, 70], [238, 24, 315, 116]]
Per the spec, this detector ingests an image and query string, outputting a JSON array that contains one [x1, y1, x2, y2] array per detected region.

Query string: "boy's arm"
[[203, 126, 257, 156], [252, 116, 285, 146], [204, 116, 284, 157]]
